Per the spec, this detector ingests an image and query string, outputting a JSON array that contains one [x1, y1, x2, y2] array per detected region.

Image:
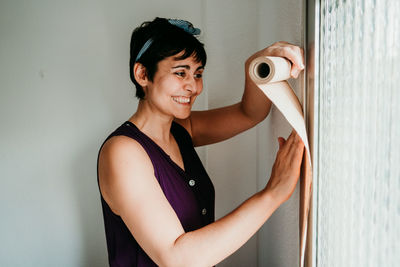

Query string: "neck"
[[128, 99, 174, 143]]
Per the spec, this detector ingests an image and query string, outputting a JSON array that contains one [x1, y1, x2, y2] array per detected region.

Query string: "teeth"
[[172, 96, 190, 104]]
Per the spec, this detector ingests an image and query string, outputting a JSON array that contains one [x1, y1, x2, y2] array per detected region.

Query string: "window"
[[310, 0, 400, 266]]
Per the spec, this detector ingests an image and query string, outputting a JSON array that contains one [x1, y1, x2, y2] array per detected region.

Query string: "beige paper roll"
[[248, 56, 312, 267]]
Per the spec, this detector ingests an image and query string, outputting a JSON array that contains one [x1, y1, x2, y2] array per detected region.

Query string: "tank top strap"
[[170, 120, 194, 146], [105, 121, 175, 174]]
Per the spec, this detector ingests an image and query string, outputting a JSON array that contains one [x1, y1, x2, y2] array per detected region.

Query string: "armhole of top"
[[172, 121, 194, 146], [173, 117, 193, 137]]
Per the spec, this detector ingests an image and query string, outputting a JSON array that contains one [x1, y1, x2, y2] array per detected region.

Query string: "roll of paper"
[[248, 56, 312, 267]]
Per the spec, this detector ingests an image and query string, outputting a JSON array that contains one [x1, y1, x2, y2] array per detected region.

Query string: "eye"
[[175, 71, 186, 77], [194, 73, 203, 79]]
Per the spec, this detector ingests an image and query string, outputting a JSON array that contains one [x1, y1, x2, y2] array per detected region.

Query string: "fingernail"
[[300, 63, 305, 69]]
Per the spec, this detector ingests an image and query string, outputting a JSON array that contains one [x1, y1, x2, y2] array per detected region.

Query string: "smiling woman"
[[97, 17, 305, 267], [134, 53, 204, 120]]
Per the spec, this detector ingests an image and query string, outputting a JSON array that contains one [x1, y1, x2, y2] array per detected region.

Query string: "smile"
[[172, 96, 191, 104]]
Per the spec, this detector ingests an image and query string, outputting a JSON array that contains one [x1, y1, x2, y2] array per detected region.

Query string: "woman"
[[97, 17, 305, 267]]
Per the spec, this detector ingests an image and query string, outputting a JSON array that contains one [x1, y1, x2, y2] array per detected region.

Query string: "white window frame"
[[304, 0, 320, 266]]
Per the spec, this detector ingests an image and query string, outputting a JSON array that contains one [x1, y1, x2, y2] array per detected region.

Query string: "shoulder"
[[98, 135, 154, 215], [99, 135, 150, 168]]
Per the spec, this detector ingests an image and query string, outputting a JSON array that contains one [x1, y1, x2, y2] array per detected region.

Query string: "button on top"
[[201, 208, 207, 215], [189, 179, 196, 186]]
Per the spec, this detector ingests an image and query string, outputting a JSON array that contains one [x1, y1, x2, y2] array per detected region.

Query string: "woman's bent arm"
[[170, 189, 279, 267]]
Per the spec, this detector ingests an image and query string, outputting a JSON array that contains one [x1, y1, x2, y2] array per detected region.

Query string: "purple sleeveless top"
[[97, 121, 215, 266]]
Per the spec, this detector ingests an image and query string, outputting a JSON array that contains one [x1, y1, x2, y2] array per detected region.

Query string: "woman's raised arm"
[[182, 41, 304, 147]]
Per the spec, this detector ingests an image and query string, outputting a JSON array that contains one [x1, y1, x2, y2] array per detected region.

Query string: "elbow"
[[239, 101, 270, 127], [159, 254, 206, 267], [157, 232, 211, 267], [158, 248, 207, 267], [157, 249, 186, 267]]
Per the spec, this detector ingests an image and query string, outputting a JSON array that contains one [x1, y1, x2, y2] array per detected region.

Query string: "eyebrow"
[[172, 65, 204, 71]]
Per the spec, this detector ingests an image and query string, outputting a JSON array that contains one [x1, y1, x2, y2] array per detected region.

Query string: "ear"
[[133, 62, 149, 87]]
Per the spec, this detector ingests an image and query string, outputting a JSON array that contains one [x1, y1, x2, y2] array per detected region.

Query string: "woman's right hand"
[[265, 130, 305, 205]]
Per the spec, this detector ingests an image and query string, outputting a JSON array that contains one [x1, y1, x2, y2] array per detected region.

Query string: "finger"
[[282, 46, 303, 65], [288, 134, 305, 161], [288, 131, 303, 147], [286, 130, 297, 145], [278, 131, 295, 155], [288, 46, 305, 70], [290, 142, 305, 164], [291, 68, 301, 78], [277, 137, 286, 149], [287, 131, 303, 153], [278, 46, 304, 76], [290, 62, 304, 78]]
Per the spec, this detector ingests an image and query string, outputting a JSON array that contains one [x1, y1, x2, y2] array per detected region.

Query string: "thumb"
[[277, 137, 286, 149]]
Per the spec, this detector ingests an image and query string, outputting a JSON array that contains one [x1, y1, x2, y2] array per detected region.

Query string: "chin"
[[174, 111, 191, 120]]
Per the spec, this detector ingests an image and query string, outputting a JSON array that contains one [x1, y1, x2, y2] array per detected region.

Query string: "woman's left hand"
[[245, 41, 305, 78]]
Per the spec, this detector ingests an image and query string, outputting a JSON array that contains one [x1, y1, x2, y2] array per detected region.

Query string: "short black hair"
[[129, 17, 207, 99]]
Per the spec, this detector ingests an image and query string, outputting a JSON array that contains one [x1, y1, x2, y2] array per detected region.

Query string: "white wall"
[[255, 1, 305, 266], [0, 1, 304, 266], [202, 1, 259, 266], [203, 1, 305, 266]]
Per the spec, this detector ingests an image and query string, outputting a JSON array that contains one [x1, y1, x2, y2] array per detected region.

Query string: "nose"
[[183, 75, 196, 93]]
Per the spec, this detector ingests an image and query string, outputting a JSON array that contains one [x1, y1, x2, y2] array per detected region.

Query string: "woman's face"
[[145, 53, 204, 119]]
